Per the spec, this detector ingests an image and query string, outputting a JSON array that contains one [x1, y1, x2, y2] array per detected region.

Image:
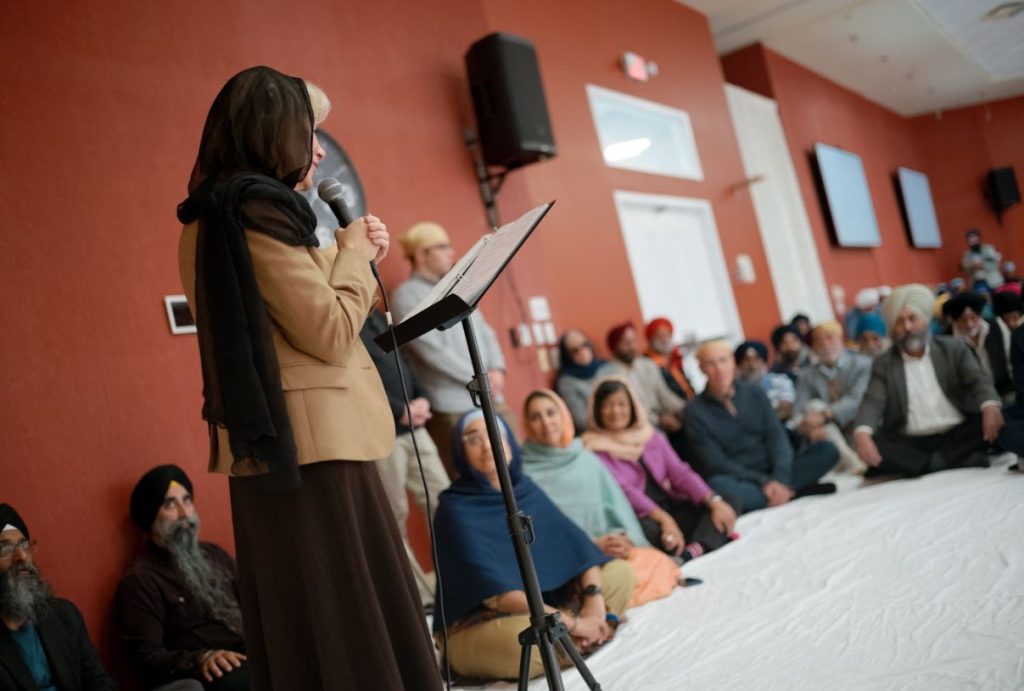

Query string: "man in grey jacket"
[[853, 284, 1004, 477], [392, 221, 508, 472], [793, 321, 871, 472]]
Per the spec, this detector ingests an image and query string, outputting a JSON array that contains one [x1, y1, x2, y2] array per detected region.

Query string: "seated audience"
[[360, 309, 450, 607], [583, 377, 737, 560], [521, 390, 682, 606], [844, 288, 882, 339], [993, 290, 1023, 332], [433, 412, 634, 680], [684, 341, 838, 514], [997, 321, 1024, 472], [116, 466, 248, 691], [392, 221, 510, 472], [854, 312, 889, 357], [790, 313, 812, 342], [0, 504, 116, 691], [555, 329, 607, 433], [962, 228, 1003, 291], [644, 317, 696, 401], [1000, 261, 1021, 292], [853, 284, 1004, 477], [792, 321, 871, 473], [734, 340, 796, 421], [770, 324, 811, 385], [598, 322, 685, 434], [943, 292, 1013, 401], [993, 291, 1022, 399], [932, 290, 954, 334]]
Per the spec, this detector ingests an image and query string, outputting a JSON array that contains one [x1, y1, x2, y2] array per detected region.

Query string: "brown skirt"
[[230, 460, 442, 690]]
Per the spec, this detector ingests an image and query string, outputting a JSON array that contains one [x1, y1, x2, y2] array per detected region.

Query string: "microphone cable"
[[370, 263, 453, 690]]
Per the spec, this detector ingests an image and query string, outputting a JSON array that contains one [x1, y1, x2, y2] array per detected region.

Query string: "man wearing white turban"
[[852, 284, 1004, 476]]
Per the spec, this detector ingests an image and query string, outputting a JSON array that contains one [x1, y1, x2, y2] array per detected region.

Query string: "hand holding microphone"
[[318, 178, 389, 264]]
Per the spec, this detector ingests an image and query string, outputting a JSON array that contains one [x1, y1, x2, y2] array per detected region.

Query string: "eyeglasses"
[[462, 432, 491, 447], [0, 540, 35, 560], [569, 343, 592, 355]]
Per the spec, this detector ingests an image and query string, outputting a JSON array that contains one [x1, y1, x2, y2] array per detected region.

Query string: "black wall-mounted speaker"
[[465, 32, 556, 170], [988, 167, 1020, 213]]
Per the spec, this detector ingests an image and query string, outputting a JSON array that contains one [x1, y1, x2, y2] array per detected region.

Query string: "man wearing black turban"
[[943, 292, 1013, 399], [0, 504, 116, 690], [734, 340, 796, 422], [116, 466, 248, 691], [769, 324, 810, 385]]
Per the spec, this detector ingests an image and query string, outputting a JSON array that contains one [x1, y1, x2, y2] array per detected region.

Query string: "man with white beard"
[[853, 284, 1004, 476], [0, 503, 116, 690], [116, 466, 248, 690]]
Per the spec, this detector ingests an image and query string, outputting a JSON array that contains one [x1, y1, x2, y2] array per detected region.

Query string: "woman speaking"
[[177, 66, 441, 690]]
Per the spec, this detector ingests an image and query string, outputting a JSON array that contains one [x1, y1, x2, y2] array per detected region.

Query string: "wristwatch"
[[706, 494, 724, 507], [582, 584, 603, 598]]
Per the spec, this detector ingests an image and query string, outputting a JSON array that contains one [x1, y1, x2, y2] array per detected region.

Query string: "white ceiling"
[[680, 0, 1024, 116]]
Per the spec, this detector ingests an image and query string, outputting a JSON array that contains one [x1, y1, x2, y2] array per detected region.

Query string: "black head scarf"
[[177, 66, 319, 491], [0, 504, 29, 539], [130, 465, 194, 530]]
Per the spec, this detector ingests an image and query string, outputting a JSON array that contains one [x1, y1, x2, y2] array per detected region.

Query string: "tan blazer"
[[179, 223, 396, 475]]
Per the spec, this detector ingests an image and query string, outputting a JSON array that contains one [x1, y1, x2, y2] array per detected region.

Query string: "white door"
[[613, 191, 743, 347], [725, 84, 834, 323]]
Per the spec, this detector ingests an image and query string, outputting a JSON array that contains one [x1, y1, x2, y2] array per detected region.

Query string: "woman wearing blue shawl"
[[555, 329, 607, 433], [434, 411, 635, 681]]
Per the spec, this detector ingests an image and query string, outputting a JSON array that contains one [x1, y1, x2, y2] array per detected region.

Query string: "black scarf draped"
[[177, 66, 319, 490]]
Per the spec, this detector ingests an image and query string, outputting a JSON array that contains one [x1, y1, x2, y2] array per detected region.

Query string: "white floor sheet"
[[459, 463, 1024, 691]]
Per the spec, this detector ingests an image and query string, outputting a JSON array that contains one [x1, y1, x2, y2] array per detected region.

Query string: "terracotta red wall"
[[479, 0, 780, 354], [910, 97, 1024, 272], [723, 44, 945, 299], [723, 44, 1024, 300], [1, 0, 776, 675], [0, 0, 496, 674]]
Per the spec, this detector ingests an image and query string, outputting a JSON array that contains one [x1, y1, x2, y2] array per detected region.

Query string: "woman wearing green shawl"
[[522, 389, 681, 607]]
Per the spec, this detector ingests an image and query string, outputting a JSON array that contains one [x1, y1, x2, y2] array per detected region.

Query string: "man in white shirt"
[[853, 284, 1003, 476]]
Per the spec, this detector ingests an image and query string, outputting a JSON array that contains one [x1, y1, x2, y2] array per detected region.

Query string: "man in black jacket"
[[360, 310, 450, 608], [116, 466, 247, 690], [0, 503, 116, 691], [943, 292, 1012, 399]]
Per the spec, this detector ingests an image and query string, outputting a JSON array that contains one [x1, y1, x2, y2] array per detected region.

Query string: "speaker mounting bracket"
[[465, 129, 511, 229]]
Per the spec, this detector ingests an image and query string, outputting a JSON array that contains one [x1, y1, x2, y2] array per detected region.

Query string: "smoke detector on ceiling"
[[982, 2, 1024, 20]]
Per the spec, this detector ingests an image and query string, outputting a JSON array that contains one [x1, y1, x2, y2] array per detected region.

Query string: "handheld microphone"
[[317, 177, 357, 227], [317, 177, 380, 278]]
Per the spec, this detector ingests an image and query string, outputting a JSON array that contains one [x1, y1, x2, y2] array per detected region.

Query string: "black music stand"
[[376, 202, 601, 691]]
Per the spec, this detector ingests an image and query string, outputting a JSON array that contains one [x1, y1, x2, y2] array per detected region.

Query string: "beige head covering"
[[810, 320, 844, 340], [581, 376, 654, 462], [399, 221, 450, 259], [882, 284, 934, 331]]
